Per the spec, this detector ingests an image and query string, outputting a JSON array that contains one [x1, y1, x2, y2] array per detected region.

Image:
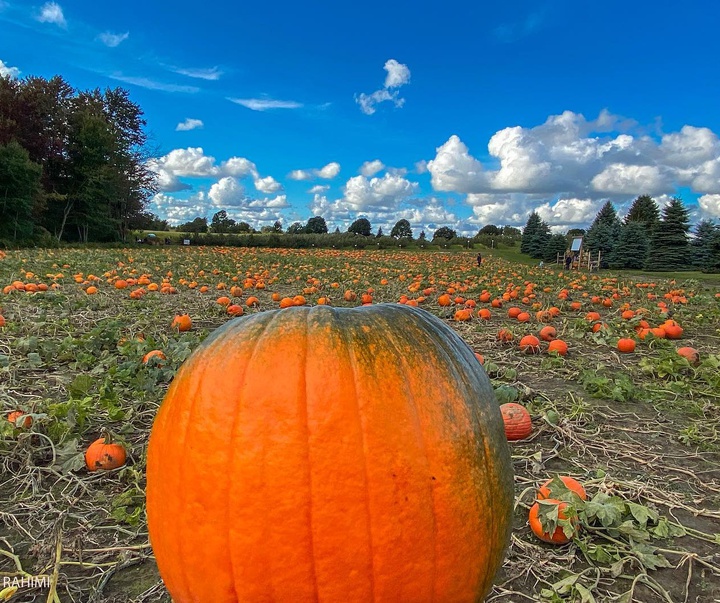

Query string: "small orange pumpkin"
[[143, 350, 167, 365], [537, 476, 587, 501], [617, 338, 636, 353], [528, 500, 577, 544], [499, 403, 532, 440], [677, 346, 699, 365], [85, 434, 127, 471], [171, 314, 193, 332], [547, 339, 568, 356], [519, 335, 540, 354], [7, 410, 32, 428]]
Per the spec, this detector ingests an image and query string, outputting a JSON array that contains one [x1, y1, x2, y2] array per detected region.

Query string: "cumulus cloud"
[[36, 2, 66, 27], [698, 194, 720, 219], [209, 177, 245, 206], [308, 184, 330, 194], [424, 110, 720, 226], [360, 160, 385, 177], [229, 98, 302, 111], [175, 118, 204, 132], [147, 148, 259, 192], [0, 59, 20, 79], [288, 162, 341, 181], [254, 176, 283, 194], [356, 59, 411, 115], [97, 31, 129, 47]]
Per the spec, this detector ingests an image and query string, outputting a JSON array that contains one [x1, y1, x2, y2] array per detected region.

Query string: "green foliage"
[[348, 217, 372, 236], [585, 201, 621, 268], [432, 226, 456, 240], [624, 194, 660, 228], [0, 141, 42, 244], [520, 211, 551, 258], [390, 219, 413, 239], [305, 216, 328, 234], [608, 221, 649, 269], [544, 233, 569, 262], [645, 197, 691, 271]]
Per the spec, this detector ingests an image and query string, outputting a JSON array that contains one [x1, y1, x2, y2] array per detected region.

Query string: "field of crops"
[[1, 246, 719, 602]]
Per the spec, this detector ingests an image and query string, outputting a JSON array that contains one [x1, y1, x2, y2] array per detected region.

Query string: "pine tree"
[[705, 227, 720, 273], [585, 201, 621, 268], [625, 195, 660, 228], [691, 220, 716, 269], [543, 233, 568, 263], [608, 222, 649, 269], [521, 212, 550, 258], [644, 197, 691, 271]]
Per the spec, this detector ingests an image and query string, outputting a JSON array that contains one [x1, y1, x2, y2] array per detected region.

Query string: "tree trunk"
[[57, 199, 73, 242]]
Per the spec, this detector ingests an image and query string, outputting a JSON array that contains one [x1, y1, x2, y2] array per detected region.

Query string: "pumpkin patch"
[[0, 246, 718, 601]]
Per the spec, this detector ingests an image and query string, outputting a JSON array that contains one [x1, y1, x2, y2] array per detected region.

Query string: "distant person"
[[476, 252, 482, 266], [564, 249, 573, 270]]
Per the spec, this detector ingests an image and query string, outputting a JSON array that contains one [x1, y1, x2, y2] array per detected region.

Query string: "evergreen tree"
[[0, 142, 42, 243], [584, 201, 621, 268], [624, 195, 660, 229], [418, 230, 426, 241], [705, 227, 720, 273], [375, 227, 383, 238], [348, 217, 372, 236], [691, 219, 716, 269], [543, 233, 569, 263], [608, 222, 649, 269], [644, 197, 691, 271], [390, 219, 413, 239], [520, 212, 550, 258]]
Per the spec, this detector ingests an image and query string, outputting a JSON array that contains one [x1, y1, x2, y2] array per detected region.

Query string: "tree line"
[[0, 74, 156, 246], [164, 212, 523, 248], [521, 195, 720, 272]]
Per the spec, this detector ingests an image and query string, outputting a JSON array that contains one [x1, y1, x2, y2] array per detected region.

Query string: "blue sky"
[[2, 0, 720, 235]]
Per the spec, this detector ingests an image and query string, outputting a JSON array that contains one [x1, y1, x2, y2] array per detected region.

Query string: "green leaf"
[[69, 374, 94, 398], [545, 409, 560, 426], [26, 352, 43, 368], [627, 501, 657, 527]]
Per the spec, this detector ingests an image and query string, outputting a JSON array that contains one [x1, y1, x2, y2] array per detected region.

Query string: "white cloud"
[[317, 162, 341, 179], [360, 159, 384, 177], [254, 176, 283, 194], [698, 194, 720, 219], [0, 59, 20, 79], [173, 66, 222, 80], [415, 160, 428, 174], [148, 148, 262, 192], [288, 162, 341, 181], [37, 2, 66, 27], [209, 177, 245, 206], [356, 59, 411, 115], [221, 157, 258, 179], [591, 164, 670, 195], [426, 110, 720, 210], [384, 59, 411, 88], [308, 184, 330, 194], [97, 31, 129, 47], [427, 135, 490, 193], [175, 118, 204, 132], [109, 74, 199, 93], [228, 98, 302, 111]]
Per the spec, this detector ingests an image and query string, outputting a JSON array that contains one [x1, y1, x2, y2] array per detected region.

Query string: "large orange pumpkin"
[[147, 304, 514, 602]]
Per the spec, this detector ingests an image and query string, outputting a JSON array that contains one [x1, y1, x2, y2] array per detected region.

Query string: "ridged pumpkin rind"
[[146, 303, 514, 603]]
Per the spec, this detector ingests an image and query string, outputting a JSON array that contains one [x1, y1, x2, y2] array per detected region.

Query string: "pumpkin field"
[[0, 245, 719, 603]]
